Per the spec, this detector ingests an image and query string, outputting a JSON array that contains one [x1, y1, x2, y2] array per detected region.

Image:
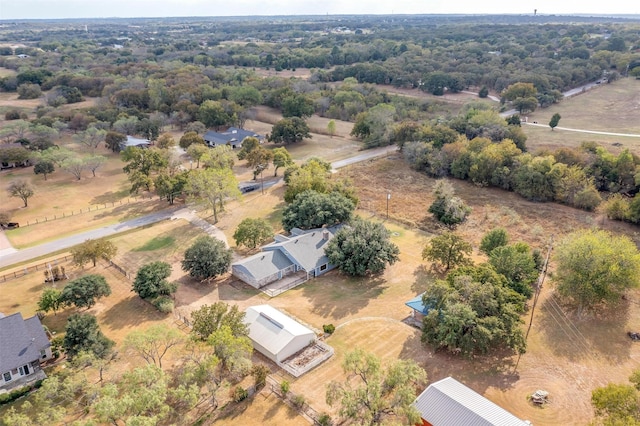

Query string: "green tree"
[[105, 131, 126, 153], [282, 94, 315, 118], [272, 146, 293, 176], [38, 287, 62, 315], [75, 127, 106, 153], [549, 113, 561, 131], [121, 146, 168, 193], [185, 168, 240, 223], [155, 133, 176, 149], [60, 274, 112, 310], [198, 100, 232, 129], [479, 228, 509, 255], [33, 160, 55, 180], [282, 190, 355, 232], [132, 261, 176, 300], [233, 218, 274, 249], [422, 231, 472, 272], [326, 349, 427, 426], [207, 325, 253, 378], [186, 143, 208, 168], [8, 179, 34, 207], [246, 146, 274, 180], [268, 117, 311, 145], [181, 236, 232, 281], [179, 131, 205, 149], [123, 325, 185, 369], [84, 155, 107, 177], [236, 136, 259, 160], [592, 384, 640, 425], [63, 313, 114, 360], [327, 119, 337, 137], [190, 302, 248, 341], [325, 218, 400, 276], [422, 264, 526, 356], [553, 229, 640, 314], [71, 238, 117, 268], [428, 180, 471, 227], [201, 145, 235, 170], [154, 171, 188, 205], [488, 244, 538, 298]]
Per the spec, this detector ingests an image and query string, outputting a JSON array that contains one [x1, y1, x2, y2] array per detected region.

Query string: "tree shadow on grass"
[[174, 275, 258, 311], [302, 272, 387, 321], [400, 331, 519, 394], [537, 295, 632, 363], [411, 265, 440, 295], [90, 189, 131, 205], [101, 296, 166, 330], [92, 200, 166, 221]]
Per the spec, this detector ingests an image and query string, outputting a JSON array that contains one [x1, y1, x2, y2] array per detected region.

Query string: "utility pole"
[[514, 235, 553, 373], [386, 192, 391, 219]]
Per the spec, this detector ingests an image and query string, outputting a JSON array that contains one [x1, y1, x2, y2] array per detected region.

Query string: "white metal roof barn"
[[414, 377, 531, 426], [244, 305, 316, 363]]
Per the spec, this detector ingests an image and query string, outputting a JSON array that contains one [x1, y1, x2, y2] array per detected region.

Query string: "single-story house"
[[414, 377, 531, 426], [405, 292, 431, 322], [16, 54, 30, 59], [0, 312, 52, 392], [120, 136, 151, 151], [203, 127, 264, 149], [244, 304, 316, 363], [232, 225, 341, 289]]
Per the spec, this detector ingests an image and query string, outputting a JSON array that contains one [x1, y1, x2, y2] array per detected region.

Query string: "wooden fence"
[[0, 255, 71, 283]]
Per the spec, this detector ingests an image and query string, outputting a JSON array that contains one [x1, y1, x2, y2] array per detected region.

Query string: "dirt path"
[[0, 230, 16, 257]]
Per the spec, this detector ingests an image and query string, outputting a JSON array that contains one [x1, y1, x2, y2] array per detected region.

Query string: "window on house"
[[41, 350, 47, 359], [18, 364, 30, 376], [320, 264, 328, 271], [3, 372, 11, 382]]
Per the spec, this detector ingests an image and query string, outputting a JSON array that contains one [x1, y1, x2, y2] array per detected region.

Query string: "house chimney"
[[323, 230, 329, 240]]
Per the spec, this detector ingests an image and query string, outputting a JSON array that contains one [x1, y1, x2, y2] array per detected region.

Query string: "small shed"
[[405, 292, 431, 321], [244, 305, 316, 363]]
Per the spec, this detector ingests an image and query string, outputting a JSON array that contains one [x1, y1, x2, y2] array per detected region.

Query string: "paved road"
[[331, 145, 398, 171], [0, 145, 398, 269], [522, 122, 640, 138]]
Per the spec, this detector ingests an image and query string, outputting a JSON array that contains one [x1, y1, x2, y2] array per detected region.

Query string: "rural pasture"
[[2, 77, 640, 425]]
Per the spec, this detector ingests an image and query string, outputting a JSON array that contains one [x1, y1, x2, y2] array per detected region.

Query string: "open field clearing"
[[248, 106, 362, 162], [1, 151, 168, 248]]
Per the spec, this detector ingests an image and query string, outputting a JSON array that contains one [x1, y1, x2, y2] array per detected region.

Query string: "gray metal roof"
[[414, 377, 530, 426], [232, 250, 294, 281], [0, 313, 50, 373], [262, 225, 341, 272]]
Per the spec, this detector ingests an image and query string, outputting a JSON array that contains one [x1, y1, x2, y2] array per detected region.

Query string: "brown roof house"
[[414, 377, 531, 426], [0, 312, 52, 392]]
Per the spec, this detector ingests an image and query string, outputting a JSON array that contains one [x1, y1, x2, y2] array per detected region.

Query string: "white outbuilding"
[[244, 305, 316, 363]]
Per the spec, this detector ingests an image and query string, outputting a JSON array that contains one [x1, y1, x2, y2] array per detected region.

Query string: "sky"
[[0, 0, 638, 20]]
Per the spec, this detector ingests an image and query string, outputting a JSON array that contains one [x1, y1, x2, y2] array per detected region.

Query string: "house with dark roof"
[[232, 225, 341, 289], [414, 377, 530, 426], [203, 127, 264, 149], [0, 312, 52, 392]]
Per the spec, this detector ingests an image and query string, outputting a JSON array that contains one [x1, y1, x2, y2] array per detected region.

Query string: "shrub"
[[280, 380, 290, 395], [292, 394, 306, 409], [231, 386, 248, 402], [323, 324, 335, 334], [152, 295, 174, 313], [317, 413, 332, 426], [0, 380, 43, 405], [4, 109, 20, 120]]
